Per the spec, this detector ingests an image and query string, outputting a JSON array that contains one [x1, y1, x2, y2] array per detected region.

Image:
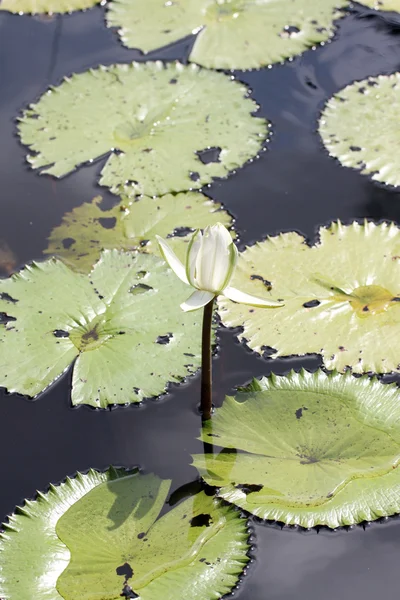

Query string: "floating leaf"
[[44, 192, 233, 273], [192, 370, 400, 528], [0, 0, 100, 14], [219, 221, 400, 373], [18, 61, 267, 197], [56, 472, 249, 600], [0, 467, 131, 600], [0, 250, 203, 407], [320, 74, 400, 187], [356, 0, 400, 11], [107, 0, 348, 70]]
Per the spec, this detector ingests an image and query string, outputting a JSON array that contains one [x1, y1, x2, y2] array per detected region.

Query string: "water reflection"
[[363, 180, 400, 222], [1, 4, 400, 600], [0, 239, 17, 275], [237, 518, 400, 600]]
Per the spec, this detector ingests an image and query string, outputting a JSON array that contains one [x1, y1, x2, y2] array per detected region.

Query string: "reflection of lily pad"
[[0, 0, 99, 14], [219, 221, 400, 373], [320, 74, 400, 187], [0, 467, 131, 600], [18, 61, 267, 197], [107, 0, 348, 70], [0, 250, 202, 406], [192, 370, 400, 528], [44, 192, 233, 273], [57, 472, 249, 600], [356, 1, 400, 11]]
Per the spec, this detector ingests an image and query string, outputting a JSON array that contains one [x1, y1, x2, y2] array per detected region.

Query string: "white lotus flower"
[[156, 223, 283, 312]]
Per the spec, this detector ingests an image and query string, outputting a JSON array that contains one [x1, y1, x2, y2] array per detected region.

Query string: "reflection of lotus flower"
[[156, 223, 283, 312]]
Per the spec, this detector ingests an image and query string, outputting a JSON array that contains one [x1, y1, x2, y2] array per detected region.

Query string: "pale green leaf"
[[44, 192, 233, 273], [0, 250, 202, 406], [0, 0, 100, 13], [219, 221, 400, 373], [192, 370, 400, 528], [356, 0, 400, 11], [18, 61, 268, 197], [0, 467, 131, 600], [106, 0, 348, 70], [56, 473, 249, 600], [320, 73, 400, 187]]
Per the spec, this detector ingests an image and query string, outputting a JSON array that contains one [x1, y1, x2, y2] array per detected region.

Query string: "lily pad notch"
[[18, 61, 269, 197], [193, 369, 400, 528]]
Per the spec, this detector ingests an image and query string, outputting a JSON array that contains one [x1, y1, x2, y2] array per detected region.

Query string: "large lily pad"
[[44, 192, 233, 273], [1, 469, 247, 600], [56, 472, 249, 600], [107, 0, 348, 70], [0, 250, 202, 407], [319, 74, 400, 187], [0, 0, 100, 13], [219, 221, 400, 373], [192, 370, 400, 528], [0, 467, 131, 600], [18, 61, 267, 197]]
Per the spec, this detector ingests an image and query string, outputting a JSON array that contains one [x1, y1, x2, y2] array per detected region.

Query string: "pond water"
[[1, 3, 400, 598]]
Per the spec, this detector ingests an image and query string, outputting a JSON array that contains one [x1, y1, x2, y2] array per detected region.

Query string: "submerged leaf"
[[320, 74, 400, 187], [18, 61, 267, 197], [192, 370, 400, 528], [107, 0, 348, 70], [0, 250, 202, 407], [44, 192, 233, 273], [0, 468, 131, 600], [56, 472, 249, 600], [0, 0, 100, 14], [219, 221, 400, 373]]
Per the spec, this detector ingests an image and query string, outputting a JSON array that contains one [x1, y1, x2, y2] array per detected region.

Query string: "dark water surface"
[[1, 4, 400, 598]]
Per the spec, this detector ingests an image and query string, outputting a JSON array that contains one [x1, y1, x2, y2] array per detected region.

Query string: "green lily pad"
[[0, 249, 202, 407], [56, 472, 249, 600], [44, 192, 233, 273], [192, 369, 400, 528], [107, 0, 348, 70], [219, 221, 400, 373], [319, 74, 400, 187], [18, 61, 267, 197], [356, 0, 400, 11], [0, 467, 131, 600], [0, 0, 100, 14]]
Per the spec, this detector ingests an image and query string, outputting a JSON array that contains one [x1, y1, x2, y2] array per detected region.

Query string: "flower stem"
[[201, 298, 215, 421]]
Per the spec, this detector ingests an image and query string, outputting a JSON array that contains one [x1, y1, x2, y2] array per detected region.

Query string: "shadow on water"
[[1, 4, 400, 599]]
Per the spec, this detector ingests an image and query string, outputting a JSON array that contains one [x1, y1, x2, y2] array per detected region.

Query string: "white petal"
[[220, 240, 238, 291], [223, 286, 284, 307], [181, 289, 215, 312], [196, 223, 231, 292], [186, 229, 202, 287], [210, 222, 232, 246], [210, 226, 233, 291], [156, 235, 188, 285]]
